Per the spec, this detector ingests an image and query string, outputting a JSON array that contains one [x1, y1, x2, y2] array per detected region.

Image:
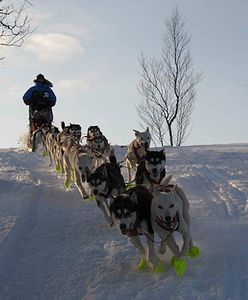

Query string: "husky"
[[59, 134, 93, 198], [40, 124, 52, 155], [89, 135, 110, 169], [45, 126, 60, 167], [87, 125, 103, 141], [126, 128, 151, 182], [56, 121, 82, 173], [86, 148, 125, 225], [135, 149, 166, 191], [151, 180, 193, 260], [57, 121, 82, 143], [109, 185, 160, 269]]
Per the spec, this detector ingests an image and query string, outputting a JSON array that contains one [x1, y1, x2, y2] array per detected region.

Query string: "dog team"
[[39, 123, 200, 276]]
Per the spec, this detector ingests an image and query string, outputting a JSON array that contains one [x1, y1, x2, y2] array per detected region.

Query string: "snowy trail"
[[0, 145, 248, 299]]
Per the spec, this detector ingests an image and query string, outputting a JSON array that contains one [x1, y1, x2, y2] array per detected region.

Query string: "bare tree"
[[0, 0, 33, 59], [137, 7, 201, 146]]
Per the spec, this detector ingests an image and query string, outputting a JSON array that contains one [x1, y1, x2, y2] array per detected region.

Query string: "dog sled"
[[28, 108, 52, 152]]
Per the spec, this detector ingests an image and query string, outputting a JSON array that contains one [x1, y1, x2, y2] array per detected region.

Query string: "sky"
[[1, 144, 248, 299], [0, 0, 248, 148]]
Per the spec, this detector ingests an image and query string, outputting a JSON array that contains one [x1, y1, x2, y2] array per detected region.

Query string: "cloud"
[[24, 33, 85, 63], [56, 78, 89, 93], [53, 23, 92, 39]]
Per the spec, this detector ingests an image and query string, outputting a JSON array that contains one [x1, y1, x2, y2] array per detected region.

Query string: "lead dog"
[[126, 127, 151, 182], [151, 179, 193, 260], [109, 186, 160, 269]]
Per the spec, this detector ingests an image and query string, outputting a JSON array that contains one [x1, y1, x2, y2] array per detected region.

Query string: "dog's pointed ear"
[[130, 191, 138, 203], [85, 167, 91, 181], [146, 127, 149, 132], [133, 129, 140, 137], [170, 184, 178, 194]]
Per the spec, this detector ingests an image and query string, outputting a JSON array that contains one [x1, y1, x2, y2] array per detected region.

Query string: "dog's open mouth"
[[155, 214, 179, 231]]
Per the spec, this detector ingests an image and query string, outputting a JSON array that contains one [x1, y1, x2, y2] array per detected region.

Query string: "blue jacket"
[[23, 83, 57, 107]]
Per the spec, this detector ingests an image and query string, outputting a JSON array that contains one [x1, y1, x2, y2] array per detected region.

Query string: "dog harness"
[[133, 143, 146, 164], [155, 212, 179, 232]]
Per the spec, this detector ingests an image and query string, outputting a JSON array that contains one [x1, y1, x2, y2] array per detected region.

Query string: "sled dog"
[[58, 121, 82, 143], [86, 148, 125, 224], [109, 186, 159, 268], [126, 127, 151, 182], [135, 149, 166, 191], [151, 181, 193, 259], [60, 134, 93, 198], [86, 125, 103, 142], [89, 135, 111, 169], [45, 126, 60, 166]]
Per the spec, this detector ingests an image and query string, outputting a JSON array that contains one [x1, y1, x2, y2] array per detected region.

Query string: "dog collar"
[[155, 212, 179, 232]]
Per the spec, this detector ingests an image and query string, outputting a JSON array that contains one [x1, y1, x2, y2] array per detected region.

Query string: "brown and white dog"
[[126, 127, 151, 182]]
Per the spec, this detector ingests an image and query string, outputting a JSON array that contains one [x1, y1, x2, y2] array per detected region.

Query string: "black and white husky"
[[85, 149, 125, 225], [135, 149, 166, 191], [109, 186, 160, 269], [87, 125, 102, 141], [58, 121, 82, 143], [86, 125, 110, 169]]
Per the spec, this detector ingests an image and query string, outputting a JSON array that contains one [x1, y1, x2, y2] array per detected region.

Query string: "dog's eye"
[[169, 204, 174, 208], [158, 205, 163, 210]]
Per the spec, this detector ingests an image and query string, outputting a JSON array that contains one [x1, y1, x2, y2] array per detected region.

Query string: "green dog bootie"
[[64, 179, 72, 189], [188, 246, 201, 258], [137, 258, 149, 270], [171, 257, 187, 276], [153, 261, 165, 273], [86, 195, 95, 202], [56, 164, 62, 173]]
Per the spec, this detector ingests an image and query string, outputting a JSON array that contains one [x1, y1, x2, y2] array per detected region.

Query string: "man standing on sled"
[[23, 74, 57, 146]]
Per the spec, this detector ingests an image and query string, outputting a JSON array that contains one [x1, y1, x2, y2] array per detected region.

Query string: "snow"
[[1, 144, 248, 300]]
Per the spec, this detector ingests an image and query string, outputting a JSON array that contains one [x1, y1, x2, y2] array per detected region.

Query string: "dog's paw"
[[171, 257, 187, 276], [56, 164, 62, 173], [86, 195, 95, 202], [153, 261, 165, 273], [137, 258, 149, 270], [108, 221, 114, 227], [64, 179, 72, 189], [188, 246, 201, 258]]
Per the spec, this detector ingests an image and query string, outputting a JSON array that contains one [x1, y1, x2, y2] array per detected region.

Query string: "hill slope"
[[0, 144, 248, 300]]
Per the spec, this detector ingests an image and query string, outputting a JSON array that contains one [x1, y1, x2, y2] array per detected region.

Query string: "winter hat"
[[34, 74, 53, 87]]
